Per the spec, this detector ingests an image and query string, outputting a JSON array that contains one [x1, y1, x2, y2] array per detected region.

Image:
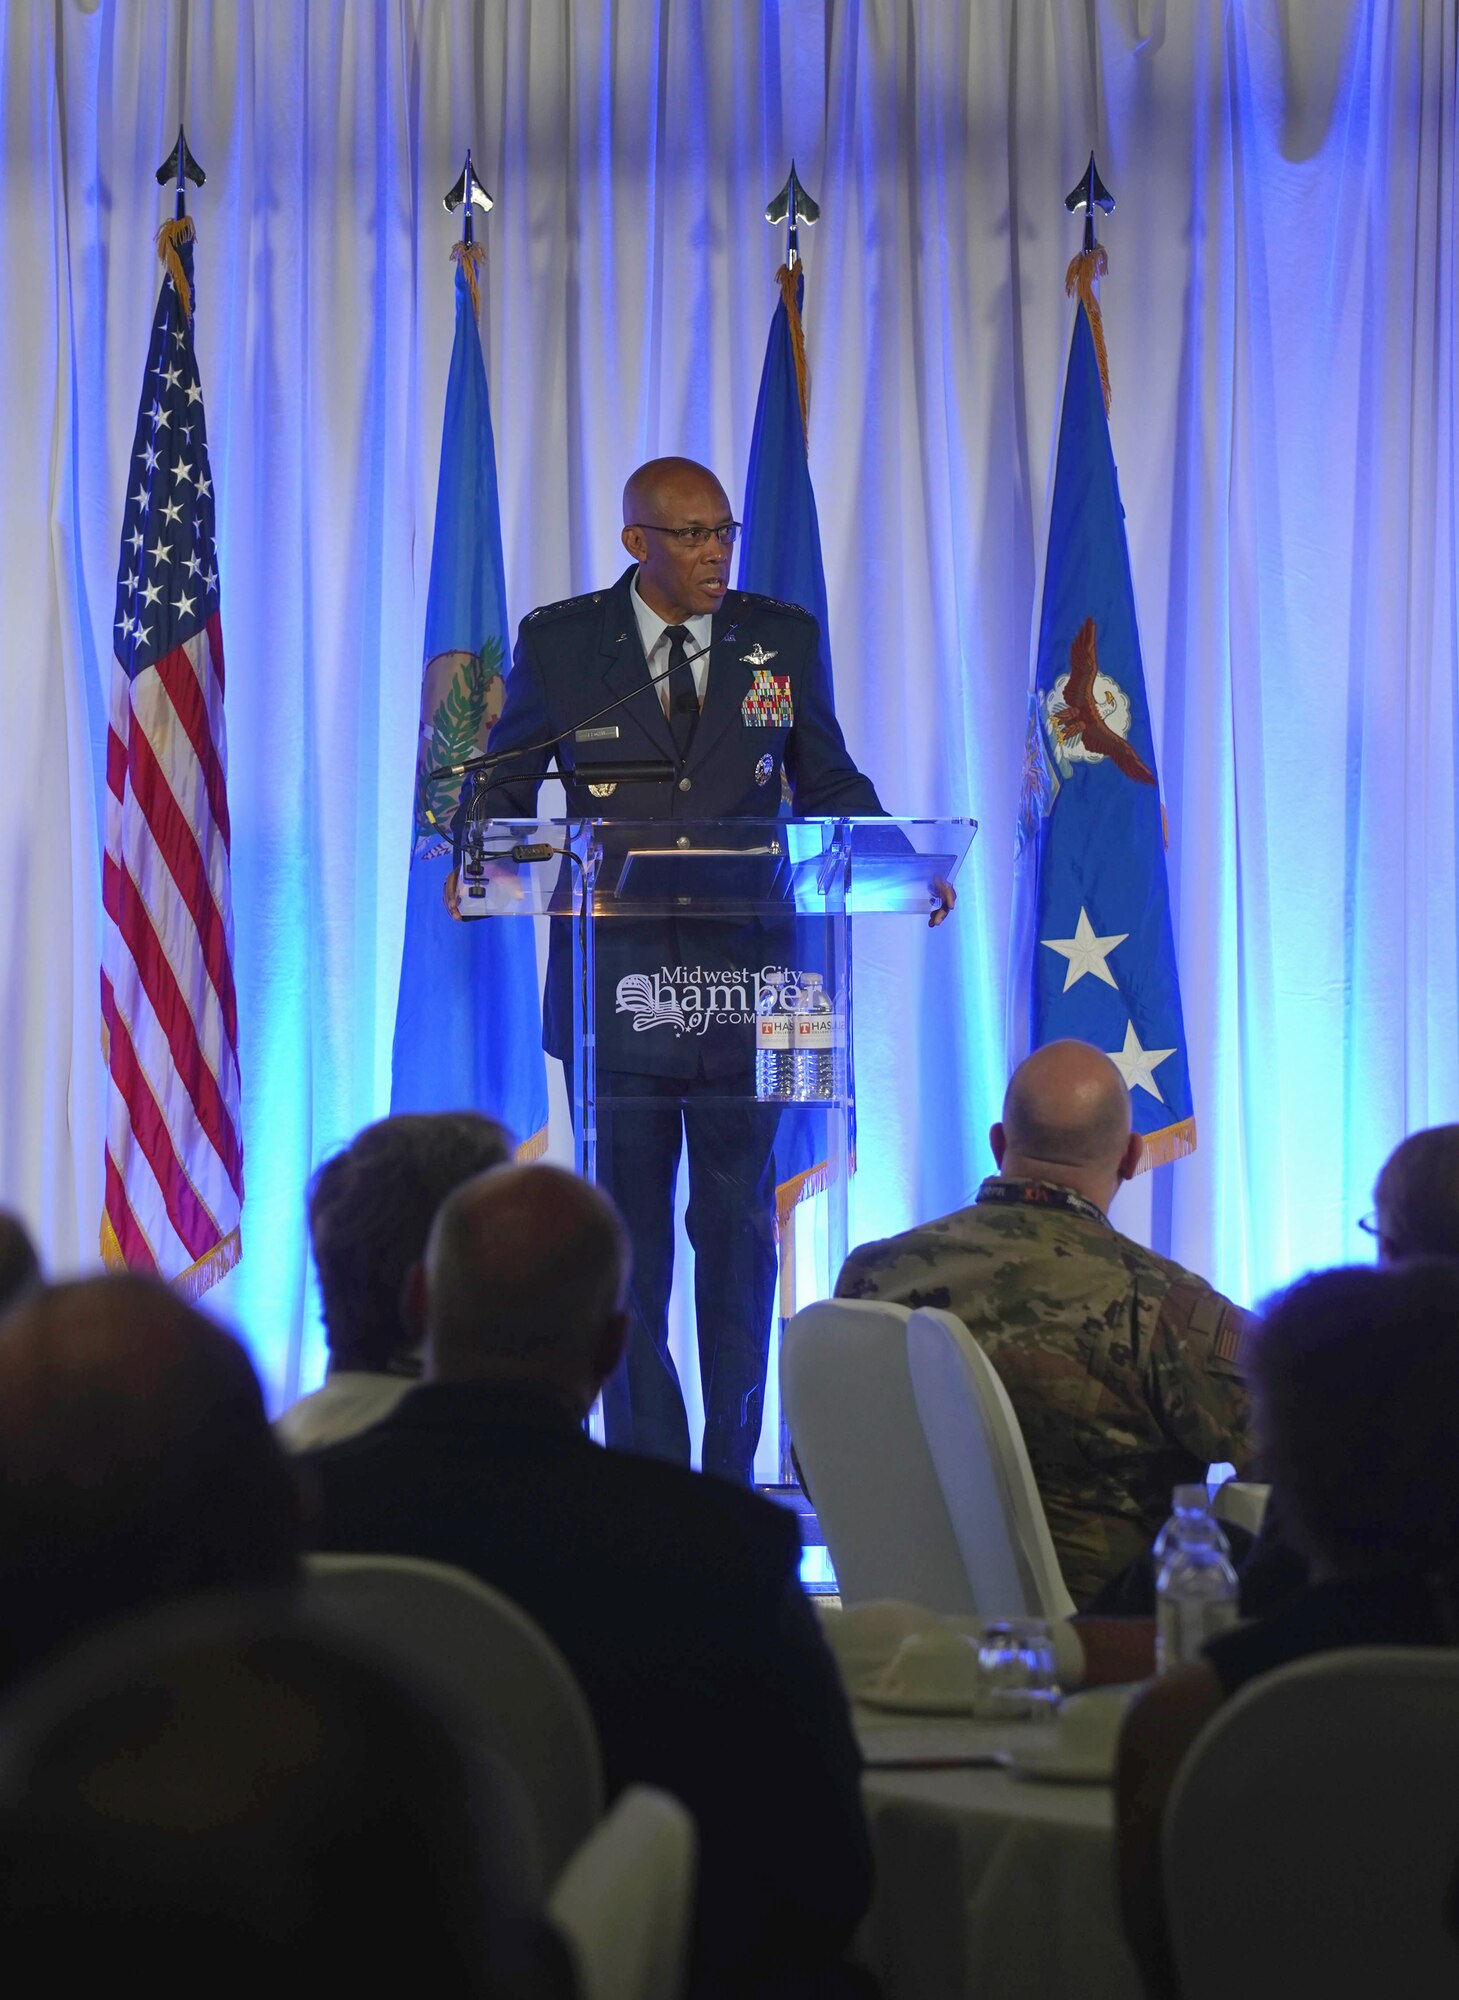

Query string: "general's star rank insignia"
[[741, 669, 793, 728], [754, 753, 774, 785]]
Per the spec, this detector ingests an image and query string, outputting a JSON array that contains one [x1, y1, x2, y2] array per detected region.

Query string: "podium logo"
[[614, 965, 779, 1037], [614, 973, 690, 1034]]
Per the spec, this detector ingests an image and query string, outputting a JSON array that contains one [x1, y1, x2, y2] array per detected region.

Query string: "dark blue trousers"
[[584, 1069, 780, 1485]]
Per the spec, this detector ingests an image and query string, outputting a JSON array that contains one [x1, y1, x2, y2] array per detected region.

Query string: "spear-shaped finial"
[[444, 148, 493, 248], [154, 127, 205, 318], [443, 150, 493, 322], [1064, 152, 1114, 256], [765, 161, 820, 271], [156, 126, 205, 222], [1063, 154, 1115, 414]]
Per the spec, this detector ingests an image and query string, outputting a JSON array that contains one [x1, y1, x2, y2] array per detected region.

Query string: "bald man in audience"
[[837, 1039, 1253, 1607], [0, 1275, 300, 1691], [301, 1162, 872, 2000]]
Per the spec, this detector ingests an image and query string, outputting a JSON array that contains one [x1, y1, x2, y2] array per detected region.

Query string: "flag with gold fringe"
[[101, 208, 243, 1294], [390, 248, 548, 1156], [737, 258, 849, 1229], [1018, 233, 1196, 1168]]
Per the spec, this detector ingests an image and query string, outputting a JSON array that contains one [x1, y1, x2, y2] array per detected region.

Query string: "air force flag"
[[1021, 279, 1195, 1167]]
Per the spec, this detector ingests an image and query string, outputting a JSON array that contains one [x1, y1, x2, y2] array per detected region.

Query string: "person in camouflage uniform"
[[836, 1040, 1253, 1608]]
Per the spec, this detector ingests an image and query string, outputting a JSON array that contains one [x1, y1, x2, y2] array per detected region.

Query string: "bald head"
[[993, 1041, 1140, 1206], [424, 1165, 630, 1407], [621, 456, 726, 528], [0, 1275, 299, 1688], [1373, 1125, 1459, 1261]]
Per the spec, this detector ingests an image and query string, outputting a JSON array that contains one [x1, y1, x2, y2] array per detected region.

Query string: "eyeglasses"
[[630, 521, 742, 549]]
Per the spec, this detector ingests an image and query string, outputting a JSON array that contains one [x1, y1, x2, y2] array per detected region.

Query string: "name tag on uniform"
[[576, 725, 620, 742]]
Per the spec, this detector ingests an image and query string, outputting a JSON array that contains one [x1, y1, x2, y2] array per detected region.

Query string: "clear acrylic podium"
[[459, 815, 976, 1472]]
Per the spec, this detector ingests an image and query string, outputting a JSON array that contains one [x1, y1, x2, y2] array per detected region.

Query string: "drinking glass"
[[974, 1617, 1061, 1720]]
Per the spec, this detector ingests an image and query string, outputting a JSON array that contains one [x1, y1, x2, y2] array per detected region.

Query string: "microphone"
[[429, 623, 738, 785]]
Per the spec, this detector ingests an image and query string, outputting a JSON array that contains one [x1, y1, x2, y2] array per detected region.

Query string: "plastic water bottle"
[[792, 973, 838, 1101], [1155, 1484, 1239, 1671], [754, 974, 793, 1100]]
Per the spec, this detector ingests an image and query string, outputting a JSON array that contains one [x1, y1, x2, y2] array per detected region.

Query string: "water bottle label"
[[756, 1015, 791, 1049], [796, 1015, 834, 1050]]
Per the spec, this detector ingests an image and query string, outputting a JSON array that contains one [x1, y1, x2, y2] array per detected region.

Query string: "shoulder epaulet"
[[730, 589, 815, 623], [524, 590, 603, 625]]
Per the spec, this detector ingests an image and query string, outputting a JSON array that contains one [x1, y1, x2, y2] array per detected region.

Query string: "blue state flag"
[[390, 262, 548, 1152], [1020, 273, 1195, 1166], [738, 263, 842, 1221]]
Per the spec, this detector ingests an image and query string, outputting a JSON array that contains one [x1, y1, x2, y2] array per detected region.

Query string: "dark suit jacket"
[[463, 567, 883, 1077], [299, 1384, 873, 1997]]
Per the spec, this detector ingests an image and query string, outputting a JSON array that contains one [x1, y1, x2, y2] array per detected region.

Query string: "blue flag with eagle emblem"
[[1019, 277, 1195, 1166], [390, 263, 548, 1152], [738, 262, 843, 1224]]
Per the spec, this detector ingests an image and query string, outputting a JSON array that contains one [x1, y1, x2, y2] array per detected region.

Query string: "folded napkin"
[[819, 1598, 1089, 1709]]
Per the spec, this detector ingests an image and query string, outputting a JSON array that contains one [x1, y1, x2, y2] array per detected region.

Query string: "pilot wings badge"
[[740, 643, 778, 668]]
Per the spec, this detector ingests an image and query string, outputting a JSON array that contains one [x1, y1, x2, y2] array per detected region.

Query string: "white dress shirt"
[[631, 568, 712, 707]]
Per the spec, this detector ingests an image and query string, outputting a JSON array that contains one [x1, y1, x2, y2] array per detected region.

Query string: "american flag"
[[101, 225, 242, 1294]]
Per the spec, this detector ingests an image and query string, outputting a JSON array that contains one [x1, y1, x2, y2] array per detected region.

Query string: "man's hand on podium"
[[929, 877, 957, 928]]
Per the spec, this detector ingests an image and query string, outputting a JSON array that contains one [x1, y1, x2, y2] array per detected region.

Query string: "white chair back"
[[780, 1298, 977, 1613], [304, 1553, 603, 1886], [906, 1306, 1076, 1619], [549, 1785, 697, 2000], [1163, 1646, 1459, 1998]]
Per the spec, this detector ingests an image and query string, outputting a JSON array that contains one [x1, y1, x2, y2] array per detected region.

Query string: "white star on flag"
[[1108, 1021, 1176, 1102], [1041, 907, 1128, 991]]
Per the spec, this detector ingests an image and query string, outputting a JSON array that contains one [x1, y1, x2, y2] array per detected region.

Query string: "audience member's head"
[[1370, 1125, 1459, 1262], [423, 1163, 631, 1414], [0, 1603, 565, 1995], [309, 1111, 515, 1373], [992, 1039, 1141, 1206], [1251, 1260, 1459, 1579], [0, 1274, 300, 1689], [0, 1210, 40, 1315]]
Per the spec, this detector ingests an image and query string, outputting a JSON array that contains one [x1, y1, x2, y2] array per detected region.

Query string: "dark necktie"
[[663, 625, 699, 759]]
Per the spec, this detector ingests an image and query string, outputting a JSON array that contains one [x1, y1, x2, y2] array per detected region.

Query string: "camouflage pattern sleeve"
[[1146, 1277, 1255, 1471], [834, 1236, 955, 1312]]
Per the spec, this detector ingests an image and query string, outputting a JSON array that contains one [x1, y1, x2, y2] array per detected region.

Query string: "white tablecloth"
[[855, 1712, 1143, 2000]]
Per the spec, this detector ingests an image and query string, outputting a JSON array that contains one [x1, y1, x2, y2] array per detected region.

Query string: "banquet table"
[[854, 1711, 1144, 2000]]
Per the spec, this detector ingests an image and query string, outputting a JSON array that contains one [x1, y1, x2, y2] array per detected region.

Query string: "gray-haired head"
[[308, 1112, 516, 1373], [1372, 1125, 1459, 1262], [0, 1211, 40, 1317], [423, 1164, 630, 1413]]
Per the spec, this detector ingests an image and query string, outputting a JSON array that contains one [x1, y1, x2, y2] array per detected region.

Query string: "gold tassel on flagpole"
[[776, 264, 811, 444], [1064, 244, 1112, 415], [155, 214, 197, 321], [451, 240, 486, 324]]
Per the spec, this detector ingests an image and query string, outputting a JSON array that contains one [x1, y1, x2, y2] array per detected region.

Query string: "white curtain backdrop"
[[2, 0, 1455, 1410]]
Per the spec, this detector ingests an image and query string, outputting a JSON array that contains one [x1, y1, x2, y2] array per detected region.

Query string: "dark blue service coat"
[[469, 565, 883, 1078]]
